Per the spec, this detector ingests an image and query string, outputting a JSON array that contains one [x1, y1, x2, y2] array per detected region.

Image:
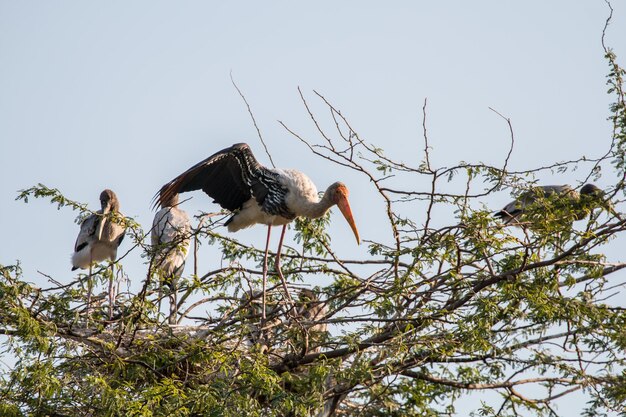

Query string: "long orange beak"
[[337, 195, 360, 244]]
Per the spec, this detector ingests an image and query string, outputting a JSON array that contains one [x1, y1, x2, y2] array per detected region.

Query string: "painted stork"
[[71, 189, 126, 318], [295, 288, 328, 354], [494, 183, 616, 226], [154, 143, 360, 318], [151, 193, 191, 325]]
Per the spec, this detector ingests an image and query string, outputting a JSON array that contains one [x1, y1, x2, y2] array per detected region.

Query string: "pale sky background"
[[1, 2, 625, 415]]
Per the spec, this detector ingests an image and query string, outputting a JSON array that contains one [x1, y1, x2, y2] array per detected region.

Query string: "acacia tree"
[[2, 27, 626, 417]]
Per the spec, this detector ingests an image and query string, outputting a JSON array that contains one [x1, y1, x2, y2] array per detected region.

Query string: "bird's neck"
[[300, 190, 335, 219], [103, 203, 120, 213]]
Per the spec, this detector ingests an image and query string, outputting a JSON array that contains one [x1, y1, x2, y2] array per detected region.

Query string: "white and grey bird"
[[295, 288, 328, 354], [154, 143, 361, 318], [71, 189, 126, 318], [494, 183, 611, 226], [151, 193, 190, 325]]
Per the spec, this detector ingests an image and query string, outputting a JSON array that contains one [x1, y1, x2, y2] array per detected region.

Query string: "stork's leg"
[[169, 275, 178, 325], [157, 273, 164, 322], [262, 225, 271, 321], [275, 224, 295, 310], [108, 263, 115, 320], [86, 262, 93, 318]]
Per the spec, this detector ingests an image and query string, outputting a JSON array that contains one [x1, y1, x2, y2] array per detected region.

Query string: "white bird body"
[[151, 194, 191, 325], [226, 168, 322, 232], [281, 168, 325, 218], [71, 224, 123, 269], [151, 205, 191, 277], [71, 190, 125, 270]]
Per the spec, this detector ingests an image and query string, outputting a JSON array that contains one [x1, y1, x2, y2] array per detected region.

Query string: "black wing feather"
[[74, 213, 99, 252], [154, 143, 272, 212], [117, 230, 126, 246]]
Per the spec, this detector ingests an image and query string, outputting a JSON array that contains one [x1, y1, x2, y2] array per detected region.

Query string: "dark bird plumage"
[[153, 143, 360, 319], [494, 183, 609, 226], [153, 143, 360, 239]]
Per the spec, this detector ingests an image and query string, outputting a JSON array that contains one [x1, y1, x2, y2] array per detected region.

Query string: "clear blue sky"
[[1, 2, 625, 414]]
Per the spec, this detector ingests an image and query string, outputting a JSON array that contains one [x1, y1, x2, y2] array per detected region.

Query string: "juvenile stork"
[[71, 189, 126, 318], [151, 193, 191, 325], [495, 183, 615, 226], [295, 288, 328, 354], [154, 143, 360, 318]]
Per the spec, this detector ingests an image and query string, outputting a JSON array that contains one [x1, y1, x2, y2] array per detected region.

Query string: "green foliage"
[[2, 35, 626, 417]]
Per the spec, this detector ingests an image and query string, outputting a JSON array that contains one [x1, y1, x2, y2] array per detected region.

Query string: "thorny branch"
[[3, 12, 626, 413]]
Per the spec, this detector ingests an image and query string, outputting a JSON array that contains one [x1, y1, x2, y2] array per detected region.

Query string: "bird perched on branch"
[[151, 193, 190, 325], [294, 288, 328, 354], [71, 189, 125, 318], [494, 183, 616, 226], [154, 143, 360, 319]]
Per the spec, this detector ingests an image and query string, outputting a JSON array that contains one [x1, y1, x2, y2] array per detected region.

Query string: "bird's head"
[[580, 183, 603, 199], [580, 183, 622, 220], [579, 184, 607, 211], [328, 182, 361, 244], [98, 189, 119, 240], [100, 189, 120, 211]]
